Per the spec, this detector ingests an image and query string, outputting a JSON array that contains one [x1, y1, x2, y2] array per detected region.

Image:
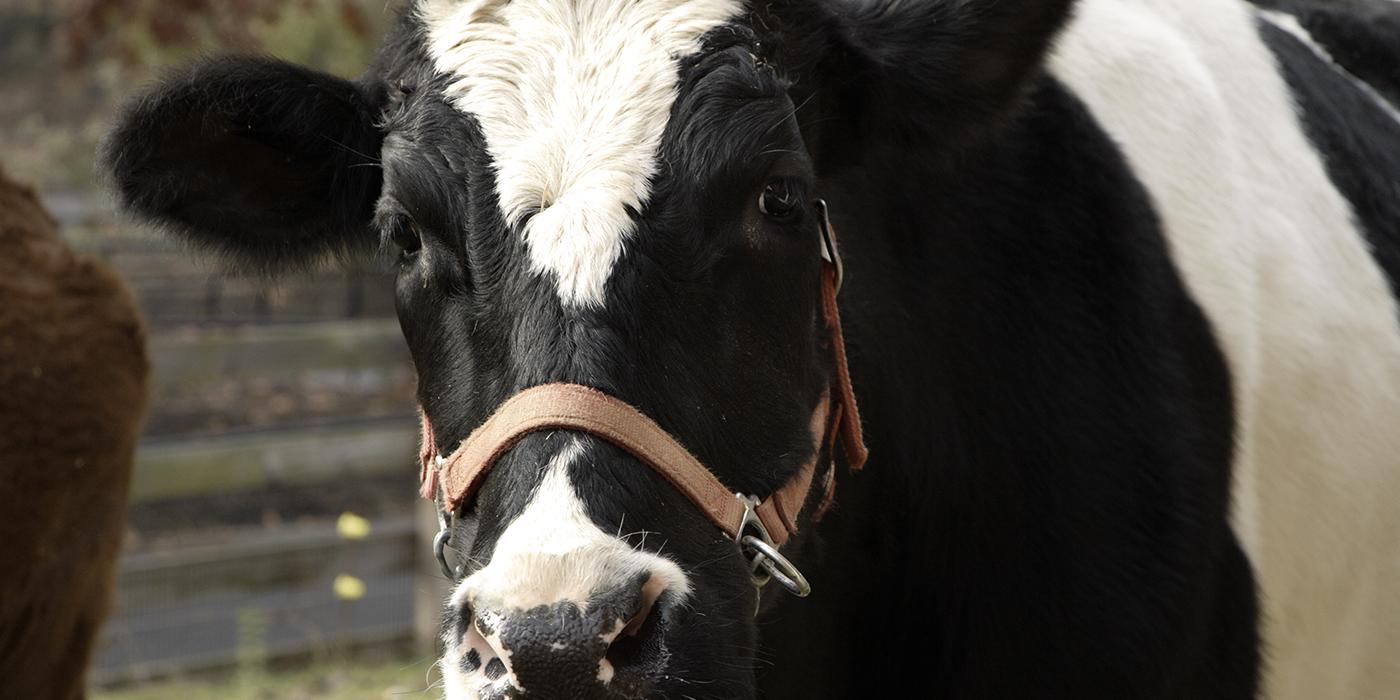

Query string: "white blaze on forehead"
[[420, 0, 743, 307]]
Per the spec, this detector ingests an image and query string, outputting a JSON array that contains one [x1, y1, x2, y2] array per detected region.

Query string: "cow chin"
[[438, 439, 728, 700]]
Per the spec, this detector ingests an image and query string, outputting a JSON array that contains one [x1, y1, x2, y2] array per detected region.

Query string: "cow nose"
[[458, 572, 675, 697]]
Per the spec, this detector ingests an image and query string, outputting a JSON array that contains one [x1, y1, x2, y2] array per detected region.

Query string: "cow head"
[[101, 1, 1071, 697]]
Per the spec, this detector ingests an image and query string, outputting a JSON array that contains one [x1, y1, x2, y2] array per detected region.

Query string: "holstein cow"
[[100, 0, 1400, 697], [0, 165, 149, 699]]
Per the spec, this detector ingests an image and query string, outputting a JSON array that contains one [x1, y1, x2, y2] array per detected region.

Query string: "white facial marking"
[[1052, 1, 1400, 697], [441, 439, 692, 699], [420, 0, 742, 307]]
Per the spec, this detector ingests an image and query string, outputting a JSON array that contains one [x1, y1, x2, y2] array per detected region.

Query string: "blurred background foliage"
[[0, 0, 392, 193], [59, 0, 376, 72]]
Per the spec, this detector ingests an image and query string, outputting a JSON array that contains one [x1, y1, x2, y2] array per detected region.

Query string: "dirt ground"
[[94, 656, 439, 700]]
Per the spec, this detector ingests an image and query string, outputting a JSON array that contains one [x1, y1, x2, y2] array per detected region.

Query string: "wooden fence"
[[71, 223, 441, 686], [94, 514, 423, 686]]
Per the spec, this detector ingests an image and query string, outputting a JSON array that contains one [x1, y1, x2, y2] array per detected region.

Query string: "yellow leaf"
[[337, 512, 372, 540], [334, 574, 366, 601]]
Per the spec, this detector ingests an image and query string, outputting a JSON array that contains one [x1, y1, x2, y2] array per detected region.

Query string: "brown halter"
[[418, 200, 867, 596]]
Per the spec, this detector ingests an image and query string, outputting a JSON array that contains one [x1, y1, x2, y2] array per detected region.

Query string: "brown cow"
[[0, 166, 148, 700]]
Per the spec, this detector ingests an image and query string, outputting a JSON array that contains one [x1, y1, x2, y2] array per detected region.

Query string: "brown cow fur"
[[0, 166, 148, 700]]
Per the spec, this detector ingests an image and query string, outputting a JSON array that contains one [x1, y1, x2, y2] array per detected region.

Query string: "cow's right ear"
[[99, 56, 386, 271]]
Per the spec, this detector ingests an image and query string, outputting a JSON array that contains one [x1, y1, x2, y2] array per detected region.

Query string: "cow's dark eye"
[[759, 178, 799, 219], [390, 217, 422, 261]]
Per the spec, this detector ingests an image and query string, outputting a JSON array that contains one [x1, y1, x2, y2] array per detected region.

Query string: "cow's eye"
[[759, 178, 799, 219], [390, 217, 422, 261]]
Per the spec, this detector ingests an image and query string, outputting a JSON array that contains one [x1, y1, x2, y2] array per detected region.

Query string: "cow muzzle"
[[450, 570, 678, 699], [440, 441, 690, 700]]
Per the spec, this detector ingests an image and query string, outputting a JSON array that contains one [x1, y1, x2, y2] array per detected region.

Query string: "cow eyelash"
[[384, 214, 422, 262]]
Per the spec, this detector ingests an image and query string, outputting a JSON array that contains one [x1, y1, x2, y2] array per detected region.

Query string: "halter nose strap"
[[418, 200, 867, 548], [424, 383, 829, 544]]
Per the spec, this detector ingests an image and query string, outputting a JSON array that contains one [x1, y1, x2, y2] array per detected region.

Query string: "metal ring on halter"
[[741, 535, 812, 598], [434, 511, 463, 581], [734, 494, 810, 597], [734, 494, 772, 587]]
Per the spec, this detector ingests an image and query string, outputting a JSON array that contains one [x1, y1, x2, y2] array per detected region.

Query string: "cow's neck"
[[758, 73, 1212, 693]]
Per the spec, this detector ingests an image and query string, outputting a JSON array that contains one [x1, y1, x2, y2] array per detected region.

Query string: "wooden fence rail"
[[131, 416, 418, 504], [94, 515, 423, 687]]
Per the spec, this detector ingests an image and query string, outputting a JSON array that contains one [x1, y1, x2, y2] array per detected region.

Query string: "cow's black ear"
[[818, 0, 1074, 145], [99, 56, 386, 272]]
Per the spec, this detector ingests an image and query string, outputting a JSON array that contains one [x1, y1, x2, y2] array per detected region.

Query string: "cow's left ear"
[[100, 56, 386, 272], [807, 0, 1074, 147]]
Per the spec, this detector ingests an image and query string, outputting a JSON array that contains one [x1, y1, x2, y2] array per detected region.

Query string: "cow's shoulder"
[[1255, 7, 1400, 305], [1050, 1, 1400, 697], [1251, 0, 1400, 108]]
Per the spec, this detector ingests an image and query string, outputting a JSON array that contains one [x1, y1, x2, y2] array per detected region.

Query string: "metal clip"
[[434, 510, 464, 581], [814, 199, 844, 293], [734, 494, 812, 599]]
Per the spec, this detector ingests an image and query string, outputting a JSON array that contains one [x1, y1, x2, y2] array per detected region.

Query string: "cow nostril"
[[620, 581, 658, 638], [472, 611, 509, 656], [603, 591, 671, 689], [454, 601, 514, 684]]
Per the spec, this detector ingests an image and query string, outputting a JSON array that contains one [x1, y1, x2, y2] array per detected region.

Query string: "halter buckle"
[[735, 494, 811, 599], [815, 199, 844, 293]]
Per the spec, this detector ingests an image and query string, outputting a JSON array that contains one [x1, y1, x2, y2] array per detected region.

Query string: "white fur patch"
[[1051, 1, 1400, 697], [441, 439, 691, 699], [420, 0, 742, 307]]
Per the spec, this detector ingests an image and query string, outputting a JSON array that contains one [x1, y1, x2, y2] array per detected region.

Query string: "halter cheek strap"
[[417, 201, 867, 585]]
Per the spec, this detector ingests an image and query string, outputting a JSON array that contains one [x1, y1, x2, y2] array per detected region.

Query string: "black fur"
[[98, 0, 1400, 697], [1252, 0, 1400, 108], [758, 72, 1256, 698]]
